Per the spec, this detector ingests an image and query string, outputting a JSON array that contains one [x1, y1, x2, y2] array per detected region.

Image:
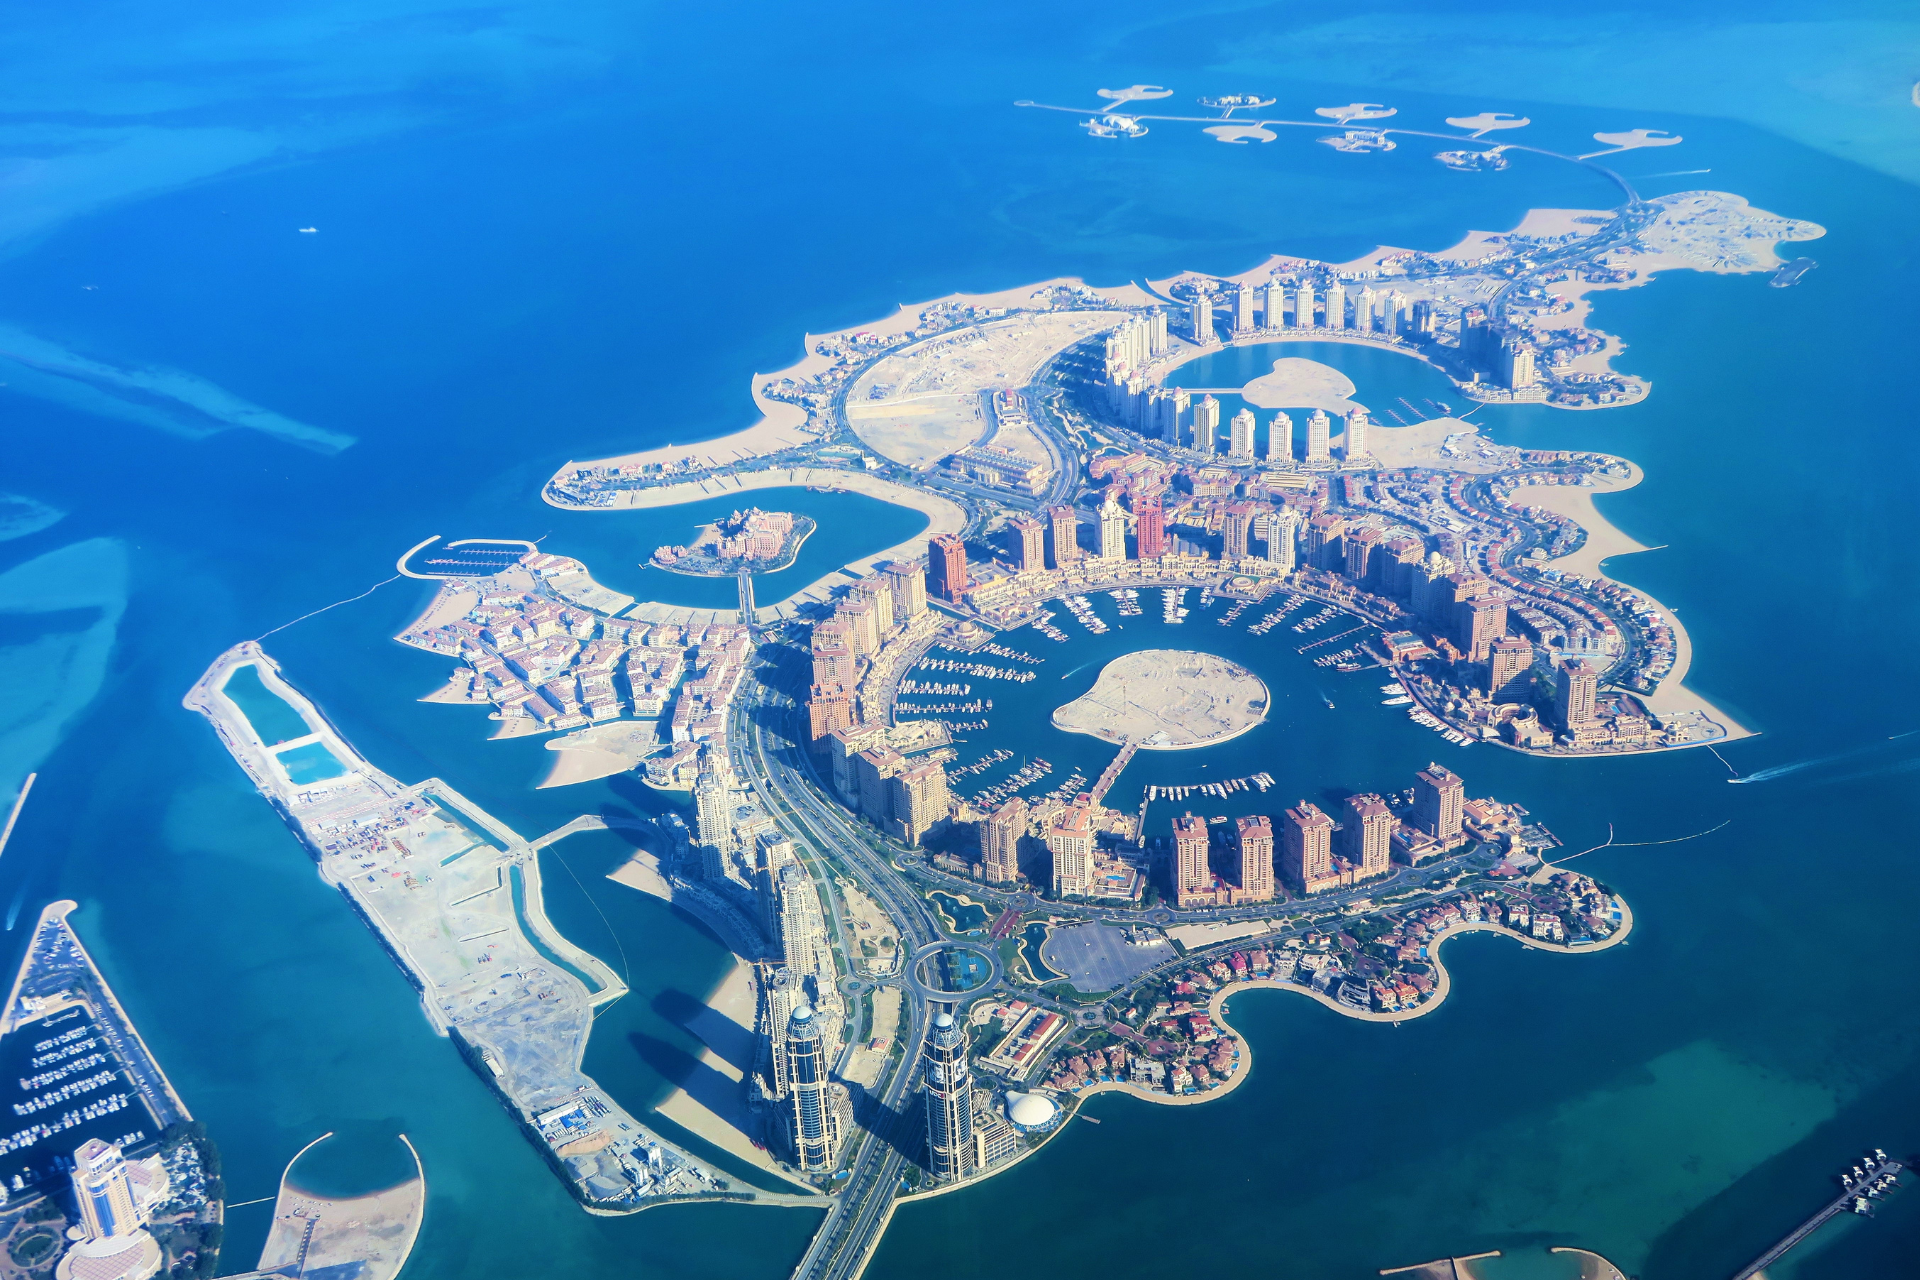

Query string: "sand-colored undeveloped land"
[[1238, 356, 1360, 412], [539, 720, 662, 788], [556, 275, 1159, 478], [840, 985, 902, 1089], [836, 876, 901, 976], [1052, 649, 1268, 748], [847, 310, 1132, 467], [259, 1158, 424, 1280], [1365, 418, 1513, 474]]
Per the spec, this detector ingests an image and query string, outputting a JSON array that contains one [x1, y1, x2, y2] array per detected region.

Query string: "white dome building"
[[1004, 1091, 1060, 1132]]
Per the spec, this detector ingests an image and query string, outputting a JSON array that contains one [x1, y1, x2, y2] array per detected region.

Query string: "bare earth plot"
[[1052, 650, 1268, 749], [847, 311, 1128, 467]]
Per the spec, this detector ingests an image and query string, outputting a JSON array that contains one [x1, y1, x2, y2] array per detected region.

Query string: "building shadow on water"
[[653, 987, 756, 1076], [627, 1032, 752, 1133]]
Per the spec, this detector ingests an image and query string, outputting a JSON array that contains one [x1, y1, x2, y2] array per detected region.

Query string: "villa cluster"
[[399, 556, 756, 786]]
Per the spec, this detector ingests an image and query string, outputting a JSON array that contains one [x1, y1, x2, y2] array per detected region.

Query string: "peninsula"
[[191, 129, 1821, 1276], [182, 643, 750, 1214]]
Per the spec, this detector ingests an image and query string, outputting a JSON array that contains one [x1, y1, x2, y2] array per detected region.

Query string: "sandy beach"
[[1507, 468, 1652, 583], [650, 959, 817, 1191], [1505, 463, 1753, 740], [538, 721, 663, 788], [602, 856, 816, 1189]]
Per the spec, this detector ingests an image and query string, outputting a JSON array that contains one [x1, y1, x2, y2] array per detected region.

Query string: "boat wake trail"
[[1557, 819, 1732, 863], [1728, 732, 1920, 784]]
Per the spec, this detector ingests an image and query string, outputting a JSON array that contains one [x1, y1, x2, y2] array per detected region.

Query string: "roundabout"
[[906, 940, 1003, 1005]]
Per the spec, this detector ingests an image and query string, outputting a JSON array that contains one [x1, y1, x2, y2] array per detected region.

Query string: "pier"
[[1297, 623, 1372, 653], [1729, 1150, 1905, 1280]]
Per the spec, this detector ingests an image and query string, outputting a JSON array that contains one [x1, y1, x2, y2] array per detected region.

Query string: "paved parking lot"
[[1040, 921, 1177, 993]]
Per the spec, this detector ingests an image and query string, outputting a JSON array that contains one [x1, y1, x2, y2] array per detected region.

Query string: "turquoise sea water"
[[274, 741, 348, 785], [3, 2, 1920, 1277], [220, 666, 314, 745]]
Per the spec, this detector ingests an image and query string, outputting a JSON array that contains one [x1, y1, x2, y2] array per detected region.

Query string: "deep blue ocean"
[[4, 2, 1920, 1276]]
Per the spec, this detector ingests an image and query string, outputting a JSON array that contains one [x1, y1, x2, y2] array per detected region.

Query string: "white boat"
[[1381, 696, 1412, 706]]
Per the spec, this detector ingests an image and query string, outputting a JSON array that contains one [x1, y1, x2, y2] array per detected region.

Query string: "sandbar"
[[1238, 356, 1359, 412]]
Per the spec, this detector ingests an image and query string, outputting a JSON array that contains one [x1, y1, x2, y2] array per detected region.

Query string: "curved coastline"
[[1486, 458, 1753, 745], [548, 467, 964, 621], [1053, 904, 1635, 1115]]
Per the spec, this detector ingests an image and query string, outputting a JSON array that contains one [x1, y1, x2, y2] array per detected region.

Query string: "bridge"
[[1087, 737, 1140, 806], [1729, 1150, 1904, 1280]]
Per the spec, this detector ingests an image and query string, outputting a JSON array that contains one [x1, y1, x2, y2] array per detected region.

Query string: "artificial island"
[[189, 130, 1829, 1278], [651, 508, 815, 577]]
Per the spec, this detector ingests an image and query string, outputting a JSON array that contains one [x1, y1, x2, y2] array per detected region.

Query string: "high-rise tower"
[[884, 560, 927, 619], [927, 533, 968, 602], [1264, 509, 1301, 572], [1555, 660, 1600, 731], [1340, 793, 1395, 880], [1133, 490, 1167, 559], [693, 769, 731, 881], [1305, 409, 1332, 462], [923, 1013, 975, 1182], [785, 1007, 840, 1171], [1229, 408, 1256, 459], [1344, 409, 1371, 462], [1006, 515, 1046, 572], [1413, 764, 1466, 846], [1233, 815, 1274, 902], [1263, 279, 1286, 329], [1047, 504, 1080, 568], [72, 1140, 143, 1242], [1193, 396, 1220, 455], [1172, 812, 1212, 907], [1282, 802, 1334, 893], [1099, 494, 1127, 559], [1189, 294, 1214, 344], [979, 796, 1026, 883], [1266, 412, 1293, 464], [1487, 635, 1534, 703]]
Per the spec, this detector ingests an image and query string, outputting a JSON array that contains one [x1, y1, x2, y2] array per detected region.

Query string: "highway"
[[732, 675, 942, 1280]]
